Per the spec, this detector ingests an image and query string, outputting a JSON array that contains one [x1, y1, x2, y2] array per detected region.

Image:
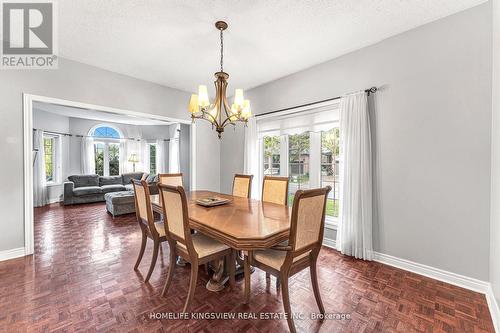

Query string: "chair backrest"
[[289, 186, 331, 252], [158, 173, 183, 187], [262, 176, 289, 205], [232, 174, 253, 198], [157, 183, 193, 250], [131, 179, 158, 238]]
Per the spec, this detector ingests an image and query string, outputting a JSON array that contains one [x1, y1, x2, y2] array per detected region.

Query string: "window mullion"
[[280, 135, 288, 177]]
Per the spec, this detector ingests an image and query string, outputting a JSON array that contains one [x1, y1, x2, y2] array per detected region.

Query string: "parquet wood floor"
[[0, 202, 494, 333]]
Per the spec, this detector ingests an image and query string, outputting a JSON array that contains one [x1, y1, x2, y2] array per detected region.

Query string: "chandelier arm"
[[199, 107, 218, 125]]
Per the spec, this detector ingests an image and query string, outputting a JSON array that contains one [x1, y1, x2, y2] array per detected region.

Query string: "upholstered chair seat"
[[253, 249, 310, 270], [176, 233, 230, 259]]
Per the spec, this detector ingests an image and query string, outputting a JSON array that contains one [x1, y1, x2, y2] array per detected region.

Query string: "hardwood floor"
[[0, 202, 494, 333]]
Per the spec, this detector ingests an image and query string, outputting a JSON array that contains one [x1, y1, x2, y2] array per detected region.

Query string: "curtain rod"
[[32, 128, 178, 142], [255, 86, 377, 118]]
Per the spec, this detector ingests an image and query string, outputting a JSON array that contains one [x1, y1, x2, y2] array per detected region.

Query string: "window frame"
[[89, 124, 122, 177], [261, 125, 340, 229], [43, 133, 61, 185]]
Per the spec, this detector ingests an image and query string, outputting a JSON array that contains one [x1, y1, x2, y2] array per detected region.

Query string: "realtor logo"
[[1, 0, 57, 69]]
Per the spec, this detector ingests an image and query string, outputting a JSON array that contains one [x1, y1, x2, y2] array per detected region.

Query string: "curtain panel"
[[81, 137, 95, 175], [33, 129, 48, 207], [336, 91, 373, 260]]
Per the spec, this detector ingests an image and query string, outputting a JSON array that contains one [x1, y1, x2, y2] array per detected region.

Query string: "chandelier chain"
[[220, 28, 224, 72]]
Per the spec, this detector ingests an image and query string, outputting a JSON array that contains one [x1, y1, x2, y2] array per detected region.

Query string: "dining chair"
[[261, 175, 289, 284], [232, 174, 253, 198], [158, 173, 184, 186], [261, 175, 289, 205], [158, 183, 235, 312], [245, 186, 332, 333], [131, 179, 167, 283]]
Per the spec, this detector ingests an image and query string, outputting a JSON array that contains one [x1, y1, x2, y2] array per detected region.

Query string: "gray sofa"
[[63, 173, 157, 205]]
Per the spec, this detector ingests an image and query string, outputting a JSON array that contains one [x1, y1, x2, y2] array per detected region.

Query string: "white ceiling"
[[33, 102, 173, 126], [57, 0, 487, 93]]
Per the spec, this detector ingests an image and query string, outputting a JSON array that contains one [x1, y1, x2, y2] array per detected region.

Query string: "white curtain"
[[157, 139, 167, 173], [139, 139, 148, 173], [244, 117, 261, 198], [81, 137, 95, 174], [119, 139, 128, 174], [169, 138, 180, 173], [33, 130, 48, 207], [336, 91, 373, 260]]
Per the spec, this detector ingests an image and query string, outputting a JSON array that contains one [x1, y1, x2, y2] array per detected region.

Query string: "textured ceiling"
[[54, 0, 486, 93]]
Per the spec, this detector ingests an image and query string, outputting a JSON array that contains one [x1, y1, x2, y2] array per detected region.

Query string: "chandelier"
[[188, 21, 252, 139]]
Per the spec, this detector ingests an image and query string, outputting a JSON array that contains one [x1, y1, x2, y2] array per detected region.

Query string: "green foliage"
[[263, 136, 280, 158], [321, 128, 339, 156]]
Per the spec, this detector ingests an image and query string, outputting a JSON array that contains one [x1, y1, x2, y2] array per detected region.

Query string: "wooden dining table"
[[150, 190, 291, 296]]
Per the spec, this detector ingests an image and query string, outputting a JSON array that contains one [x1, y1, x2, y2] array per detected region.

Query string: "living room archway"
[[23, 94, 196, 256]]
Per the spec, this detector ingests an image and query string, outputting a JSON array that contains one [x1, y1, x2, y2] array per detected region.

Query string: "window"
[[43, 136, 55, 182], [92, 126, 120, 139], [258, 102, 340, 224], [109, 143, 120, 176], [149, 143, 157, 174], [90, 125, 122, 176], [321, 128, 340, 218], [288, 132, 310, 205], [263, 136, 280, 175], [94, 143, 105, 176]]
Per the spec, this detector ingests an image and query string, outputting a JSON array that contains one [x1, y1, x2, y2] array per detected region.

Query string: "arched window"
[[89, 125, 122, 139], [88, 124, 122, 176]]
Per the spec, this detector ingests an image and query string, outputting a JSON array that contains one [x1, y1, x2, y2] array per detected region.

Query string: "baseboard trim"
[[486, 285, 500, 333], [322, 238, 489, 293], [322, 238, 497, 331], [0, 247, 25, 262]]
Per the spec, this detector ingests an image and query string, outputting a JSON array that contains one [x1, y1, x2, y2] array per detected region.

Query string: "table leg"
[[206, 257, 228, 292], [244, 251, 252, 304]]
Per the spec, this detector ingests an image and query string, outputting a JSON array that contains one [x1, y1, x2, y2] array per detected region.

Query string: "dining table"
[[150, 190, 291, 299]]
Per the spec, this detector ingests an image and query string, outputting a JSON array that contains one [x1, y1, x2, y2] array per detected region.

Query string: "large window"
[[261, 128, 340, 221], [149, 143, 157, 174], [90, 125, 122, 176], [263, 136, 280, 175]]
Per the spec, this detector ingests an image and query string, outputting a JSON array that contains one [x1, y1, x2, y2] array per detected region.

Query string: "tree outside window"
[[263, 136, 280, 175], [44, 137, 55, 182]]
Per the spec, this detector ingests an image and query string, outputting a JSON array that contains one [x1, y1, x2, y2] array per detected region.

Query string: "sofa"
[[63, 172, 158, 205]]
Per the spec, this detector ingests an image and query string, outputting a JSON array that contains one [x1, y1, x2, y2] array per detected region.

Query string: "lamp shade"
[[188, 94, 199, 114], [128, 153, 139, 163], [197, 85, 210, 107], [241, 99, 252, 119], [233, 89, 244, 106]]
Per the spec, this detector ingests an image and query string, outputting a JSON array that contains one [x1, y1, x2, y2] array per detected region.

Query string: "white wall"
[[220, 4, 492, 280], [0, 57, 220, 252], [490, 0, 500, 305]]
